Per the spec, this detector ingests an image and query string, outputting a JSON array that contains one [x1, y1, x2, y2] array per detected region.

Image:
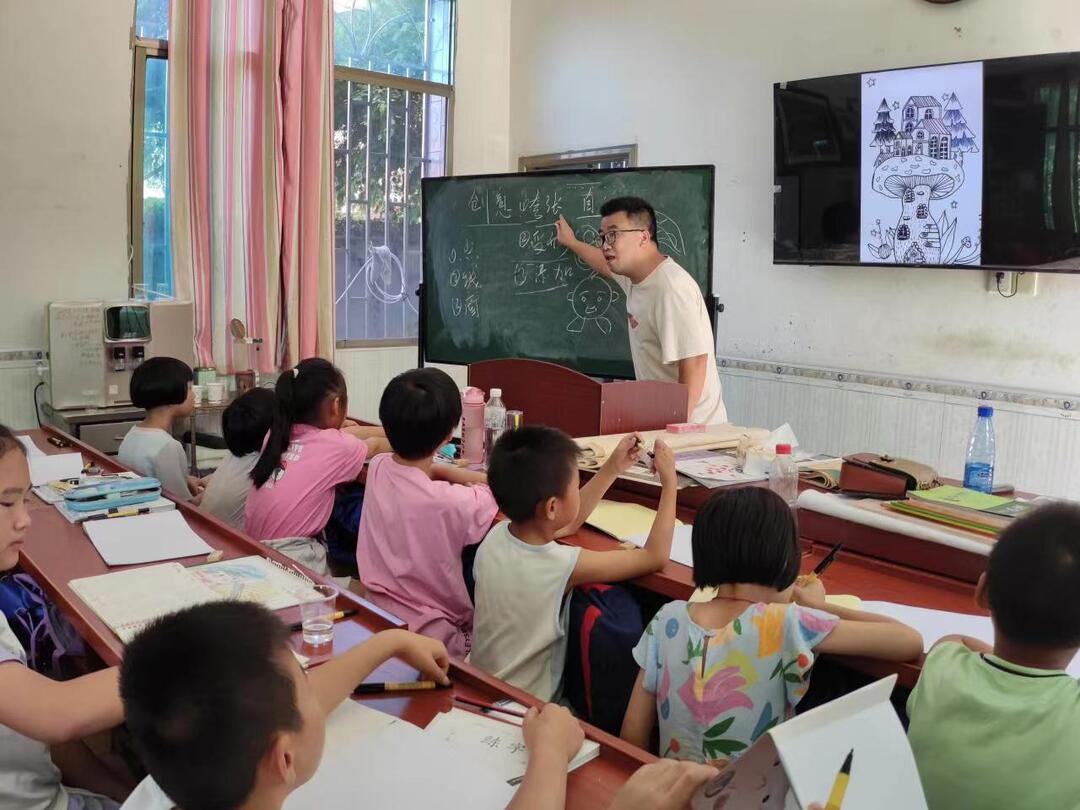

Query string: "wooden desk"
[[566, 475, 990, 688], [19, 427, 649, 809]]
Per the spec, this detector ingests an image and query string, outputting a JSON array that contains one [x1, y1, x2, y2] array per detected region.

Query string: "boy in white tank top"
[[471, 427, 678, 701]]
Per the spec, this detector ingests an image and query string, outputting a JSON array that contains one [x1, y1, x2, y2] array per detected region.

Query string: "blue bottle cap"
[[977, 405, 993, 418]]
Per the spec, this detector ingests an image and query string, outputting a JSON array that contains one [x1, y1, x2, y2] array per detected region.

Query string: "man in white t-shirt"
[[555, 197, 726, 424]]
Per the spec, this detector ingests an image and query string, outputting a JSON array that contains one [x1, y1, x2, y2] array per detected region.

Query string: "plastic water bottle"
[[963, 406, 996, 493], [460, 387, 486, 464], [769, 443, 799, 507], [484, 388, 507, 462]]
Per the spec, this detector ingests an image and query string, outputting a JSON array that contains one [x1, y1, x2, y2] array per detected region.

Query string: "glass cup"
[[299, 584, 338, 647], [191, 385, 205, 406], [206, 381, 226, 404]]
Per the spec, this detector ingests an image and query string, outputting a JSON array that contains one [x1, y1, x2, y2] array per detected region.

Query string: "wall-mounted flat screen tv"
[[774, 52, 1080, 271]]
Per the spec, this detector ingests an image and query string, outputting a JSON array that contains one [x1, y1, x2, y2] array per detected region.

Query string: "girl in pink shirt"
[[244, 359, 388, 574], [357, 368, 498, 658]]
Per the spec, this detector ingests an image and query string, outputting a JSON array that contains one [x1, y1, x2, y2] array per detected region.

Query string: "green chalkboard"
[[420, 166, 715, 379]]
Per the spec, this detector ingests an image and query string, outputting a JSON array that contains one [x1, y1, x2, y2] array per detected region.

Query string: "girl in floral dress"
[[620, 487, 922, 766]]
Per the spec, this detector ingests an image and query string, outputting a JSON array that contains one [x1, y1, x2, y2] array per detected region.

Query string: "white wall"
[[509, 0, 1080, 395], [0, 0, 134, 351], [337, 0, 511, 418]]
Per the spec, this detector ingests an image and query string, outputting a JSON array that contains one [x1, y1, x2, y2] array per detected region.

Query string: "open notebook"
[[425, 707, 599, 784], [69, 562, 222, 643]]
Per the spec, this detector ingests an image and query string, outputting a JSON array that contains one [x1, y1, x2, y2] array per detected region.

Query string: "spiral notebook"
[[69, 562, 222, 643]]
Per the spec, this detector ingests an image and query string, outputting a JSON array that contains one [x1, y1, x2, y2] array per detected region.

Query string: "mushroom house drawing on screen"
[[860, 61, 983, 266]]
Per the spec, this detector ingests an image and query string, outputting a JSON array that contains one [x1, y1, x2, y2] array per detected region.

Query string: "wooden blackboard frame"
[[419, 165, 717, 378]]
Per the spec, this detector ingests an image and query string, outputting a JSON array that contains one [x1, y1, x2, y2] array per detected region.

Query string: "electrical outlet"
[[986, 270, 1038, 297]]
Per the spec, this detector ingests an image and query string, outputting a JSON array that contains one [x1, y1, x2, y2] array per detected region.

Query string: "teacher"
[[555, 196, 727, 424]]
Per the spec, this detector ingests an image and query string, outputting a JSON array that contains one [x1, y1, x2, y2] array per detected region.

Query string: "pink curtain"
[[169, 0, 335, 373]]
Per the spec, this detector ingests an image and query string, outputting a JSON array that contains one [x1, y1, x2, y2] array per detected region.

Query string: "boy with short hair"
[[906, 503, 1080, 809], [201, 388, 276, 530], [357, 368, 498, 658], [471, 426, 677, 701], [117, 602, 587, 810], [118, 357, 202, 503]]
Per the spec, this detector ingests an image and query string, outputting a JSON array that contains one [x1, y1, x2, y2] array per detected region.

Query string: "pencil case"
[[63, 478, 162, 512]]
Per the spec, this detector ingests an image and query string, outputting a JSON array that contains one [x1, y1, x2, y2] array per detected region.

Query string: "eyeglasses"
[[592, 229, 648, 249]]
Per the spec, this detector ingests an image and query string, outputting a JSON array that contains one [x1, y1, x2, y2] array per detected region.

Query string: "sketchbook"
[[69, 562, 222, 643], [188, 555, 321, 611], [691, 676, 926, 810]]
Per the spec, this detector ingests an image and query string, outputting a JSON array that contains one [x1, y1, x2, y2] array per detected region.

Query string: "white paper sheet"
[[27, 452, 84, 486], [425, 708, 598, 783], [83, 510, 213, 566], [861, 600, 1080, 676], [627, 523, 694, 567], [17, 435, 45, 457], [287, 701, 517, 810]]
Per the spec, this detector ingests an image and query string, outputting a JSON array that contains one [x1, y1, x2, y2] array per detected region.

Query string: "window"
[[130, 1, 455, 339], [917, 203, 928, 218], [131, 0, 172, 299], [905, 107, 914, 119], [897, 224, 911, 240], [334, 0, 455, 346], [518, 145, 637, 173], [924, 109, 934, 119]]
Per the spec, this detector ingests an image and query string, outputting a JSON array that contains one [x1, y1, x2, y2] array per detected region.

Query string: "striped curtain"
[[169, 0, 335, 373]]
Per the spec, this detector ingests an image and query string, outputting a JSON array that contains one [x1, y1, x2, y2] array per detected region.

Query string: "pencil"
[[452, 694, 528, 719], [287, 609, 357, 632], [353, 680, 440, 694], [824, 748, 853, 810], [812, 543, 844, 576]]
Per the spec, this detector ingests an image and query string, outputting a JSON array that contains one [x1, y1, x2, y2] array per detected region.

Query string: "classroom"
[[1, 0, 1079, 808]]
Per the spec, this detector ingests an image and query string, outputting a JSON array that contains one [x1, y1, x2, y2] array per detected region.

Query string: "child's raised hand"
[[651, 439, 677, 486], [603, 433, 644, 475], [794, 574, 827, 609], [522, 703, 584, 764], [389, 630, 451, 686], [554, 215, 578, 248]]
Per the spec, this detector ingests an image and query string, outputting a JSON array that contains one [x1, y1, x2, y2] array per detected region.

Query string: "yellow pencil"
[[824, 749, 853, 810]]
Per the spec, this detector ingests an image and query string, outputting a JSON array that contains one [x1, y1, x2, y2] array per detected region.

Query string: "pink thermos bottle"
[[461, 386, 487, 463]]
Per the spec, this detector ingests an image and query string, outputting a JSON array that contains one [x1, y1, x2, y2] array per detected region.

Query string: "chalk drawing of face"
[[566, 274, 620, 334]]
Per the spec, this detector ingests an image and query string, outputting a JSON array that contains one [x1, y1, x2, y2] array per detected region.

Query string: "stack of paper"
[[286, 701, 517, 809], [425, 707, 599, 784], [69, 562, 222, 642], [27, 452, 84, 487], [83, 510, 214, 566], [887, 485, 1034, 536]]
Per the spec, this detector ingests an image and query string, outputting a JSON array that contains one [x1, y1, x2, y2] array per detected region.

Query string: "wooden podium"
[[467, 359, 688, 438]]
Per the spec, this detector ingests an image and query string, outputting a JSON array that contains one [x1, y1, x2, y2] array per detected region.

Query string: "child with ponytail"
[[244, 359, 388, 574]]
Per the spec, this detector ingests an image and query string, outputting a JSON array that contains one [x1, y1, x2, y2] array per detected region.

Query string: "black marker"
[[812, 543, 844, 576]]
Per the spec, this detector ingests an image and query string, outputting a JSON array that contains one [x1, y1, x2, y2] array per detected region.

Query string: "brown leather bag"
[[839, 453, 940, 499]]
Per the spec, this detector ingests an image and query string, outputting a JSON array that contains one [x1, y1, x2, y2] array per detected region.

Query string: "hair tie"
[[292, 367, 300, 378]]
